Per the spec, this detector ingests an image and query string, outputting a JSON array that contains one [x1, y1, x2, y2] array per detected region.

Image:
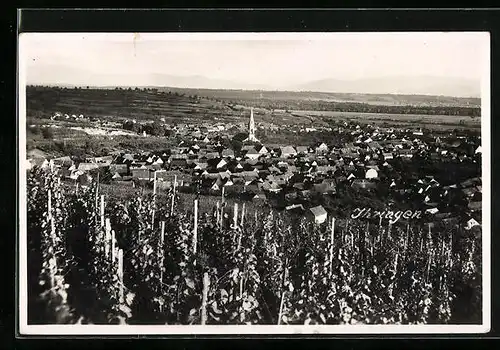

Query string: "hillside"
[[26, 86, 481, 127]]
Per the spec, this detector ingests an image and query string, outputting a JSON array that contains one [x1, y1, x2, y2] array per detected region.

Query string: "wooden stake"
[[240, 203, 245, 226], [201, 272, 210, 325], [100, 195, 105, 227], [118, 249, 124, 302], [111, 230, 116, 263], [329, 217, 335, 277], [153, 171, 157, 195], [161, 221, 165, 246], [193, 199, 198, 255], [47, 190, 52, 220], [239, 273, 244, 300], [105, 218, 111, 258], [221, 186, 225, 204], [278, 291, 286, 325], [170, 175, 177, 216], [233, 203, 238, 228], [216, 201, 220, 227]]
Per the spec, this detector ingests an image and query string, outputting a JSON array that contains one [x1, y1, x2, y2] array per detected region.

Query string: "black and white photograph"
[[18, 31, 490, 334]]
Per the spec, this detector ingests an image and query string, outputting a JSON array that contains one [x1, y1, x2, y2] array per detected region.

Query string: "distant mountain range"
[[291, 76, 481, 98], [26, 63, 480, 98]]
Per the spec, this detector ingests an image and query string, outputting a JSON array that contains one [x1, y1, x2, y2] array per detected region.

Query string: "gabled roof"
[[280, 146, 297, 155], [309, 205, 327, 218]]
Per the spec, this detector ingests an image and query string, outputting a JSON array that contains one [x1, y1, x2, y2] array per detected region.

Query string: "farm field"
[[26, 86, 481, 129], [287, 110, 481, 129]]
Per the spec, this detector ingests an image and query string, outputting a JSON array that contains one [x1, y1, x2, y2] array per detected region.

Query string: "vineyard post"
[[152, 171, 157, 227], [47, 190, 52, 220], [193, 199, 198, 255], [100, 195, 105, 227], [427, 251, 432, 283], [49, 216, 57, 288], [160, 221, 165, 284], [233, 203, 238, 229], [153, 170, 157, 195], [118, 249, 124, 303], [420, 228, 424, 252], [240, 203, 245, 227], [161, 221, 165, 246], [216, 201, 220, 228], [329, 217, 335, 278], [96, 172, 100, 208], [239, 272, 244, 300], [221, 186, 225, 204], [105, 218, 111, 258], [448, 230, 453, 269], [111, 230, 116, 263], [201, 272, 210, 325], [277, 291, 286, 325], [170, 175, 177, 216]]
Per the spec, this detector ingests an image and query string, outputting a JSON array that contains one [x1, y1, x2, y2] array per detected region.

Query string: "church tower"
[[244, 107, 259, 143]]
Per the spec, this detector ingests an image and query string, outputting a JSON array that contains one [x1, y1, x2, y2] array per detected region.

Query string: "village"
[[27, 108, 482, 230]]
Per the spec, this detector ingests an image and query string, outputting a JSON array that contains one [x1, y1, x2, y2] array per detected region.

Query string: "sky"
[[20, 32, 489, 91]]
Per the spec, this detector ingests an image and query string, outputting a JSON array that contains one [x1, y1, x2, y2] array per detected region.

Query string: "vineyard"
[[25, 166, 482, 326]]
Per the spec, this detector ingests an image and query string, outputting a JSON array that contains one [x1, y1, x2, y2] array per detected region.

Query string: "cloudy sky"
[[20, 32, 489, 93]]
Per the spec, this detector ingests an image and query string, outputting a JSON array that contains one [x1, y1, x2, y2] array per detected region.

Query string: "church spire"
[[244, 107, 259, 143]]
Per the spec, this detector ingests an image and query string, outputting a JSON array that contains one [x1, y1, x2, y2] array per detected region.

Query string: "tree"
[[42, 127, 54, 140]]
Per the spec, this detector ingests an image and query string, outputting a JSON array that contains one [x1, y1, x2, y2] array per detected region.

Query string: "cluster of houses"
[[28, 111, 482, 228]]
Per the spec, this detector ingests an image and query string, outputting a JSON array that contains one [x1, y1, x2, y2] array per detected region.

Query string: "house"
[[285, 204, 305, 213], [308, 205, 328, 224], [110, 164, 129, 176], [257, 145, 269, 155], [53, 156, 74, 168], [383, 153, 394, 160], [365, 168, 378, 179], [296, 146, 309, 155], [221, 149, 235, 158], [77, 162, 100, 172], [465, 218, 481, 230], [313, 180, 336, 194], [131, 168, 152, 180], [425, 208, 439, 215], [252, 193, 267, 202], [280, 146, 297, 158], [351, 179, 377, 191], [245, 147, 261, 160], [316, 143, 329, 154], [216, 159, 228, 169]]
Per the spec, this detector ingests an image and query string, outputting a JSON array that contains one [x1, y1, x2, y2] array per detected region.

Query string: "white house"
[[425, 208, 439, 214], [216, 159, 227, 169], [365, 168, 378, 179], [308, 205, 328, 224], [465, 218, 481, 230]]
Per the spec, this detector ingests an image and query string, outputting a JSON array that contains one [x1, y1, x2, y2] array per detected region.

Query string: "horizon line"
[[24, 83, 482, 100]]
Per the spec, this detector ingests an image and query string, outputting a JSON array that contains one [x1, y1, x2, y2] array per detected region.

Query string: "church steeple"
[[244, 107, 259, 143]]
